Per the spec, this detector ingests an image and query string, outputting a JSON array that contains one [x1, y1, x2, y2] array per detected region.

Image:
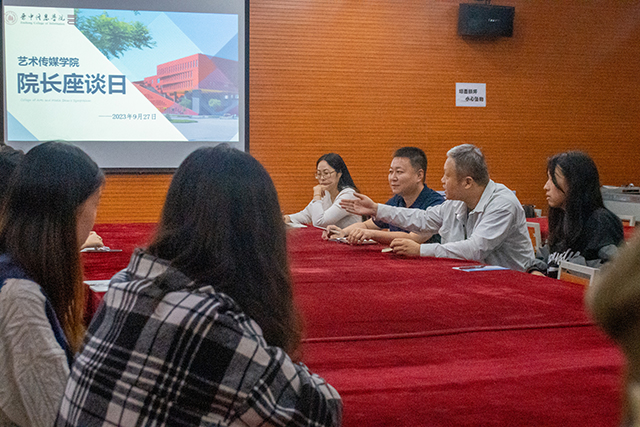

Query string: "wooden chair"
[[526, 221, 542, 251], [618, 214, 636, 227], [558, 260, 599, 287]]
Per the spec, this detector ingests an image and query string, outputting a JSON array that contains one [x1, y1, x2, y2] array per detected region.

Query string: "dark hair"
[[0, 142, 104, 351], [393, 147, 427, 182], [148, 144, 301, 354], [547, 151, 605, 250], [447, 144, 489, 186], [316, 153, 359, 193], [522, 204, 537, 219], [0, 145, 25, 206]]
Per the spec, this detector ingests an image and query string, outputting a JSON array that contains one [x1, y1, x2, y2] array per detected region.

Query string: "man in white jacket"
[[341, 144, 535, 271]]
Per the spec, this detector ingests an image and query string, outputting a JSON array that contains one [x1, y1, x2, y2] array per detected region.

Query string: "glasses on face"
[[315, 170, 336, 180]]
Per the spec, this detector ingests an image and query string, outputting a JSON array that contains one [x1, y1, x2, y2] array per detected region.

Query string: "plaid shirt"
[[56, 250, 342, 427]]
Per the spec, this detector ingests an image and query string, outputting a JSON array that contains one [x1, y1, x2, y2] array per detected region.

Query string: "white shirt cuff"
[[420, 243, 436, 257]]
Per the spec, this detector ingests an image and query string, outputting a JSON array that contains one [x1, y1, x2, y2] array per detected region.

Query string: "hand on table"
[[347, 228, 376, 245], [340, 193, 378, 216], [81, 231, 104, 250], [389, 238, 421, 256], [323, 225, 345, 240]]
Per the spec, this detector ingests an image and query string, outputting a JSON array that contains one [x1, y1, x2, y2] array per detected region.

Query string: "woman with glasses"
[[284, 153, 362, 228], [528, 151, 623, 277]]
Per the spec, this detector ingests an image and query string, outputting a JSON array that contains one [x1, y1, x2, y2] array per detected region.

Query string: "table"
[[83, 224, 624, 427]]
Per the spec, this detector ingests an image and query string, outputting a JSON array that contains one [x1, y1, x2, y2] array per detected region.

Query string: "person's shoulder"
[[0, 279, 49, 330], [0, 255, 42, 300], [338, 187, 356, 195], [1, 277, 45, 304], [335, 187, 356, 201], [590, 207, 620, 221], [177, 289, 265, 346], [0, 254, 31, 283], [112, 279, 252, 344], [421, 186, 445, 206], [492, 181, 517, 198], [126, 249, 171, 276], [587, 208, 624, 231], [488, 181, 521, 209], [156, 278, 247, 325], [385, 194, 402, 206]]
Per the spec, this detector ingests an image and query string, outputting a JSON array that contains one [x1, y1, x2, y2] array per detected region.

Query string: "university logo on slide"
[[5, 11, 18, 25]]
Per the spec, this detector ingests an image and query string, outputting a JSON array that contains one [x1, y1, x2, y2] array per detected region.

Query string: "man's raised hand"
[[340, 193, 378, 217]]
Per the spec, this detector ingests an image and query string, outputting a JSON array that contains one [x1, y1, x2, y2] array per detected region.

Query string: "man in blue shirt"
[[325, 147, 444, 244]]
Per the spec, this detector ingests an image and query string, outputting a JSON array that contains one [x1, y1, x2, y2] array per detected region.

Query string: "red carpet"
[[84, 224, 625, 427]]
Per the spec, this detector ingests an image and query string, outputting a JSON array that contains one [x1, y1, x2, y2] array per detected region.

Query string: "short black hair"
[[392, 147, 427, 182]]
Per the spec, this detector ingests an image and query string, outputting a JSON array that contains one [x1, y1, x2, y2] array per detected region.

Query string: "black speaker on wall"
[[458, 3, 515, 38]]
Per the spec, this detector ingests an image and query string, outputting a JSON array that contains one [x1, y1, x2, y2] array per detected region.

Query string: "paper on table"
[[286, 222, 307, 228], [84, 280, 110, 292], [452, 265, 509, 272], [330, 237, 377, 244], [81, 246, 123, 253]]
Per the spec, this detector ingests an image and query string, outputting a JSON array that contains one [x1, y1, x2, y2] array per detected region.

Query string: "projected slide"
[[4, 6, 239, 142]]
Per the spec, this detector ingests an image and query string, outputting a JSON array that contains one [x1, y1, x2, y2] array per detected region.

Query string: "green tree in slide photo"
[[76, 10, 156, 59]]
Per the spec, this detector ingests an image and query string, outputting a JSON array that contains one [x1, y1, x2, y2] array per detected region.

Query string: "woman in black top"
[[530, 151, 623, 277]]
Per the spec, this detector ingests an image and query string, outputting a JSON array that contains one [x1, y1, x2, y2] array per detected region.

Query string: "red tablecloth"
[[82, 223, 157, 316], [83, 225, 624, 427]]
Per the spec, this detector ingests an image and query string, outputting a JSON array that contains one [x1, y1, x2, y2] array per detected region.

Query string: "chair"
[[526, 221, 542, 251], [557, 260, 599, 287], [618, 214, 636, 227]]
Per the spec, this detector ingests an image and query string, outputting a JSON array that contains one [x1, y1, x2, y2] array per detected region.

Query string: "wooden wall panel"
[[97, 0, 640, 223], [95, 174, 171, 224], [251, 0, 640, 216]]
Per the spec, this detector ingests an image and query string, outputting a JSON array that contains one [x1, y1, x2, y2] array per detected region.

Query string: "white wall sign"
[[456, 83, 486, 107]]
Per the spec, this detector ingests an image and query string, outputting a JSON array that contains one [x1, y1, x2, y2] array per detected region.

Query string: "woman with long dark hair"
[[0, 142, 104, 427], [284, 152, 362, 228], [530, 151, 623, 277], [56, 145, 342, 427]]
